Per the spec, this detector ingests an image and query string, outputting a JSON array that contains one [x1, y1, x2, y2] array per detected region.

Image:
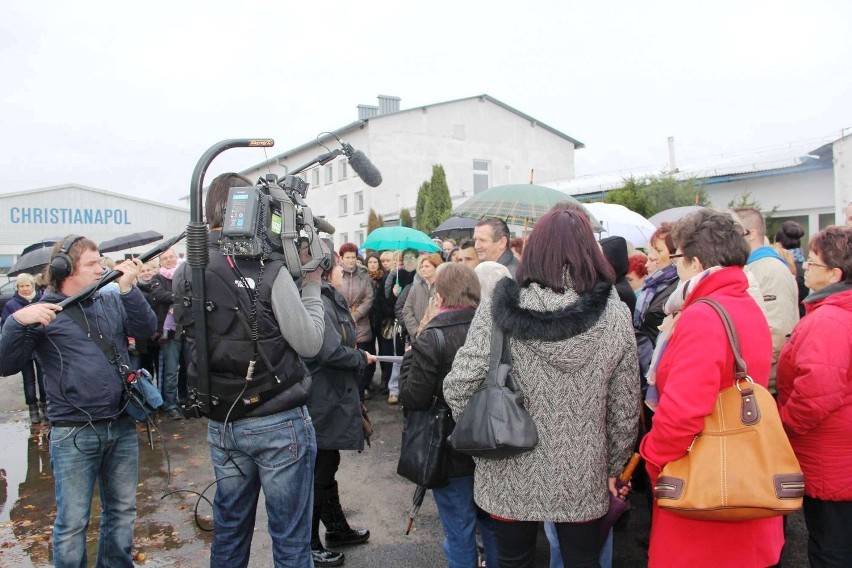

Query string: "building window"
[[354, 191, 364, 214], [325, 164, 334, 185], [339, 232, 349, 246], [473, 160, 490, 194], [339, 195, 348, 216], [355, 230, 364, 246], [312, 168, 320, 188], [338, 160, 348, 180]]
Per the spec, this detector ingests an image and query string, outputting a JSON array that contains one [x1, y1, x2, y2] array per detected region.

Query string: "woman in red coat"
[[640, 209, 783, 567], [776, 226, 852, 567]]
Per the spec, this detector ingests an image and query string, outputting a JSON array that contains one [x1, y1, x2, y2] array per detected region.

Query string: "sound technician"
[[0, 235, 157, 568], [175, 172, 327, 567]]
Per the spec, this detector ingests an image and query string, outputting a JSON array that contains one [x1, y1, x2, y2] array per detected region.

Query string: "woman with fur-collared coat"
[[639, 209, 782, 568], [443, 210, 639, 568]]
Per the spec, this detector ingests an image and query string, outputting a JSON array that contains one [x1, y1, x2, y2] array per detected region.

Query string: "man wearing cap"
[[0, 235, 157, 568]]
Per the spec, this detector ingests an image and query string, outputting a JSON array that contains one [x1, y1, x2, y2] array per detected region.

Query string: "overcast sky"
[[1, 0, 850, 207]]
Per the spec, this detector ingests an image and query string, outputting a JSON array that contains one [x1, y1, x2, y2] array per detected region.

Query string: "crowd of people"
[[0, 194, 850, 567]]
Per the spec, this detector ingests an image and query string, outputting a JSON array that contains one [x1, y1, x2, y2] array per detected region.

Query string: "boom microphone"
[[342, 144, 383, 188], [314, 216, 336, 235]]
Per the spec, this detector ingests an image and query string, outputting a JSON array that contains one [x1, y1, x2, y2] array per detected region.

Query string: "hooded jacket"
[[0, 287, 157, 422], [777, 283, 852, 501], [443, 277, 639, 522]]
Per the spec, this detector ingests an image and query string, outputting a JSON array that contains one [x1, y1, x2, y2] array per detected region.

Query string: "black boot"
[[28, 404, 40, 424], [321, 491, 370, 547], [38, 402, 49, 424], [312, 510, 345, 566]]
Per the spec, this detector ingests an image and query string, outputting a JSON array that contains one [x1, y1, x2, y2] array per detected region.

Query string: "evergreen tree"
[[423, 164, 452, 234], [415, 181, 430, 231], [400, 208, 413, 227], [367, 208, 381, 235]]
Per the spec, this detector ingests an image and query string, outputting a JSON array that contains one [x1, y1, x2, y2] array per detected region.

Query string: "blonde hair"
[[16, 273, 36, 288]]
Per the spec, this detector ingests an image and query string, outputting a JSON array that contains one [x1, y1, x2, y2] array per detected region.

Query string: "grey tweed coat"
[[443, 278, 640, 523]]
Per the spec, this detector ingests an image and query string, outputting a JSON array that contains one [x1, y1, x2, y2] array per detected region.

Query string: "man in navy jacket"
[[0, 235, 156, 568]]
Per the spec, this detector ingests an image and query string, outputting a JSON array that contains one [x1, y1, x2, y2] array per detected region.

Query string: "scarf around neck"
[[633, 263, 678, 328], [159, 266, 177, 280]]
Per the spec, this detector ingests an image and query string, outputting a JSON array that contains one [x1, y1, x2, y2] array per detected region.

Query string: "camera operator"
[[0, 235, 157, 568], [176, 172, 326, 567]]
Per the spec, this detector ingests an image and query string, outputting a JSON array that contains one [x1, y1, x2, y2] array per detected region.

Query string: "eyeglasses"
[[804, 259, 829, 269], [669, 253, 684, 260]]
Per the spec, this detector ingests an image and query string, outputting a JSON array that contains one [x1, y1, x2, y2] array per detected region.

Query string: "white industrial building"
[[547, 131, 852, 241], [240, 94, 584, 247], [0, 184, 189, 271]]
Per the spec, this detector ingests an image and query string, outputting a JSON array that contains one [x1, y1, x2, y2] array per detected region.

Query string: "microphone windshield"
[[314, 217, 336, 235], [348, 150, 383, 188]]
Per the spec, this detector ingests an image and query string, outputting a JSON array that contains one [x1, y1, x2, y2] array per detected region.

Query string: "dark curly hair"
[[809, 226, 852, 284], [672, 209, 750, 268]]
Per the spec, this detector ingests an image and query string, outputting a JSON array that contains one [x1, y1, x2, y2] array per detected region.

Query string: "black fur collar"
[[492, 278, 613, 341]]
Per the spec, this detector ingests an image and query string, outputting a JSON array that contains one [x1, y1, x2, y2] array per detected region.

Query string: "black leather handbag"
[[396, 328, 452, 488], [447, 326, 538, 459]]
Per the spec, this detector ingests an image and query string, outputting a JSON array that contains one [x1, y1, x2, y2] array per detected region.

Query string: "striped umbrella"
[[451, 184, 602, 231]]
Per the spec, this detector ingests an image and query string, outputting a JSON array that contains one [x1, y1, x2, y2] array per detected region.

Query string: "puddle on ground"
[[0, 418, 216, 566]]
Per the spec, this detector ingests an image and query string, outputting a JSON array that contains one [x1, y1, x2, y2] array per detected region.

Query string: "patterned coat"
[[443, 278, 639, 522]]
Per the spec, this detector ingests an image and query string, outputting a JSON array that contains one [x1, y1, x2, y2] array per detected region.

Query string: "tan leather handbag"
[[654, 298, 805, 521]]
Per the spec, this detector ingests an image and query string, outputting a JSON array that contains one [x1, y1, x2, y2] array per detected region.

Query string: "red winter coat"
[[640, 267, 783, 568], [776, 286, 852, 501]]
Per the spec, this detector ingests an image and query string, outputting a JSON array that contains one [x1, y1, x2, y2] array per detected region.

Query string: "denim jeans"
[[207, 406, 317, 568], [49, 416, 138, 568], [158, 338, 180, 410], [432, 475, 499, 568], [545, 521, 612, 568]]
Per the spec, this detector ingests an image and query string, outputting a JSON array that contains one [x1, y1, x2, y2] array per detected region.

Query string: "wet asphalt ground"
[[0, 371, 810, 567]]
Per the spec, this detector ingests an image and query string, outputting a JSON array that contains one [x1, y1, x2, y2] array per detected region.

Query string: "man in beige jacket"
[[735, 208, 799, 393]]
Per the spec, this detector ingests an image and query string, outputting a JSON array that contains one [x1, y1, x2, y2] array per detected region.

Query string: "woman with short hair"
[[639, 209, 782, 567], [398, 262, 499, 568], [776, 225, 852, 567], [1, 273, 47, 423], [401, 253, 443, 339], [444, 209, 639, 567], [338, 242, 375, 400]]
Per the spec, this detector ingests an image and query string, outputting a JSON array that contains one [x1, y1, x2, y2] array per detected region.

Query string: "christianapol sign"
[[9, 207, 132, 225]]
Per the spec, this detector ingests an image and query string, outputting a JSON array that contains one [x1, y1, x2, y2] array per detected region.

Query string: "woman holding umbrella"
[[1, 273, 48, 424]]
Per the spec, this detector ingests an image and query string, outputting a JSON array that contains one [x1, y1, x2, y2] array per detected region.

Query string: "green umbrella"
[[451, 184, 603, 231], [361, 226, 442, 252]]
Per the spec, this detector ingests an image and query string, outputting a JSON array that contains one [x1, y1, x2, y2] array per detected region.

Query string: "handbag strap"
[[430, 327, 448, 403], [693, 298, 748, 380]]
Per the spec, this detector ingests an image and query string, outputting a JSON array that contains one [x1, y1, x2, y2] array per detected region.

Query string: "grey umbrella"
[[430, 216, 478, 239], [99, 230, 164, 254]]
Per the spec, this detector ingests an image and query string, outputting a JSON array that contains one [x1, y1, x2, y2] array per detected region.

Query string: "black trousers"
[[803, 496, 852, 567], [493, 517, 603, 568]]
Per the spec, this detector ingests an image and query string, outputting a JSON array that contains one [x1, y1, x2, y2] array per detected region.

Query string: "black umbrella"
[[404, 485, 428, 535], [8, 247, 53, 277], [99, 231, 164, 254], [21, 237, 62, 255], [431, 216, 478, 239]]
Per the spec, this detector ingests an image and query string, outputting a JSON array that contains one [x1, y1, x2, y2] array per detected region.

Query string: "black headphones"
[[50, 235, 84, 281]]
